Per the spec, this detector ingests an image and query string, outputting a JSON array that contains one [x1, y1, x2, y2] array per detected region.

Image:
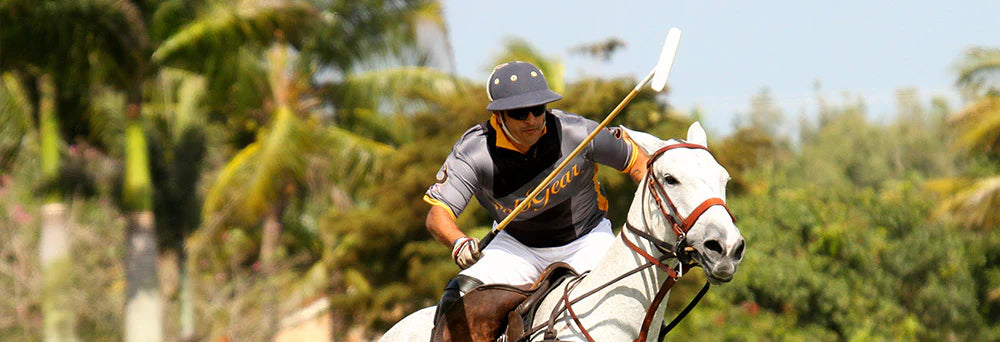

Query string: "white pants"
[[459, 218, 615, 286]]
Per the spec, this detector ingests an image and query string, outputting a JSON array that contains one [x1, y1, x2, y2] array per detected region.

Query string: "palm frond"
[[408, 0, 454, 71], [956, 47, 1000, 96], [331, 66, 464, 109], [1, 0, 148, 88], [86, 87, 128, 155], [304, 0, 429, 71], [323, 125, 396, 191], [152, 0, 320, 70], [932, 176, 1000, 230], [323, 66, 470, 145], [950, 95, 1000, 155], [203, 106, 311, 226], [0, 73, 35, 168], [173, 71, 208, 141]]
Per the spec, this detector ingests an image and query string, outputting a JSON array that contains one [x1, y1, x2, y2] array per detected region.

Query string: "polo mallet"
[[478, 28, 683, 250]]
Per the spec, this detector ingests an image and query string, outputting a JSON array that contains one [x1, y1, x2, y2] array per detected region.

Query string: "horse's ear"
[[620, 125, 664, 155], [687, 122, 708, 147]]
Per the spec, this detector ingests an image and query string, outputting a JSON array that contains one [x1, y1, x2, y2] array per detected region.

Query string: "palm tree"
[[177, 1, 444, 338], [142, 69, 209, 342], [2, 0, 117, 336], [316, 65, 485, 335], [3, 0, 325, 339], [10, 0, 446, 339], [930, 47, 1000, 231], [0, 73, 36, 171], [953, 47, 1000, 158], [0, 71, 79, 341]]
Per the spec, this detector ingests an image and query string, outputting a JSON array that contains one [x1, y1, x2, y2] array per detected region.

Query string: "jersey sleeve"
[[590, 126, 638, 173], [423, 151, 478, 220]]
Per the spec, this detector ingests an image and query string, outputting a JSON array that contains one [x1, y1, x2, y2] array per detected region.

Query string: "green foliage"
[[3, 5, 999, 340], [1, 151, 126, 341], [122, 123, 153, 211], [0, 72, 35, 170], [663, 96, 997, 341], [320, 103, 490, 335]]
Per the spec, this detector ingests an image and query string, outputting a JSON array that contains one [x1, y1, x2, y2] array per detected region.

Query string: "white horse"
[[381, 122, 745, 341]]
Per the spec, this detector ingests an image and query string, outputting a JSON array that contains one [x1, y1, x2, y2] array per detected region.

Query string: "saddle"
[[431, 263, 579, 342]]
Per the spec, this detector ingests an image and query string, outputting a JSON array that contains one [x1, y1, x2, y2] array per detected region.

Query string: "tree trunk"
[[38, 74, 78, 342], [328, 270, 346, 341], [40, 203, 77, 342], [123, 110, 163, 341], [125, 211, 163, 342], [179, 248, 196, 342], [260, 206, 284, 341]]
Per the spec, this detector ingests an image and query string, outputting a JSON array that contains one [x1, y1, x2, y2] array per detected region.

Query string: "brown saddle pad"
[[431, 263, 579, 342]]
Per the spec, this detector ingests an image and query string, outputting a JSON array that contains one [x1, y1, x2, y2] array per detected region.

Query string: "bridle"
[[629, 142, 736, 261], [524, 142, 736, 342]]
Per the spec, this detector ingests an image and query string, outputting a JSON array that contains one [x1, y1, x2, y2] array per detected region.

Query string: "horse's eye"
[[664, 174, 679, 185]]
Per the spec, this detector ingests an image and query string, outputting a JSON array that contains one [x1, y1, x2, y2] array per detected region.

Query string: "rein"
[[520, 142, 735, 342]]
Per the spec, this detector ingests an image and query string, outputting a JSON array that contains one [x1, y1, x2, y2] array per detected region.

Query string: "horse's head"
[[623, 123, 745, 284]]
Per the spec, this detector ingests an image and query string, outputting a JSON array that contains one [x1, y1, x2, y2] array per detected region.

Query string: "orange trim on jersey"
[[422, 195, 458, 221], [592, 165, 609, 212], [620, 138, 641, 174]]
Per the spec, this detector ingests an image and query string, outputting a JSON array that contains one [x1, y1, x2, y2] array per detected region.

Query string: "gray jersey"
[[424, 110, 639, 247]]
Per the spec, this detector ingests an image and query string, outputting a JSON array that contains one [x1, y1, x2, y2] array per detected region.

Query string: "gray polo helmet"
[[486, 61, 563, 111]]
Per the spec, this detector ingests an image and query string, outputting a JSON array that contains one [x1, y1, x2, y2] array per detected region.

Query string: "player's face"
[[503, 106, 546, 147]]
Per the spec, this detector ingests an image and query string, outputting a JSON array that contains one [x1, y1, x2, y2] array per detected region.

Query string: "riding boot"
[[430, 275, 483, 338]]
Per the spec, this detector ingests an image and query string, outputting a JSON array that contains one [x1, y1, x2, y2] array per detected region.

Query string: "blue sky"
[[440, 1, 999, 135]]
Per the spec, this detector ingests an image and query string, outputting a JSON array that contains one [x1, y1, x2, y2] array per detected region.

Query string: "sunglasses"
[[505, 105, 547, 120]]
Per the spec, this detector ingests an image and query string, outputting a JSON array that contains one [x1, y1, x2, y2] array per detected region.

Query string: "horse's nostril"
[[733, 240, 745, 260], [704, 240, 724, 255]]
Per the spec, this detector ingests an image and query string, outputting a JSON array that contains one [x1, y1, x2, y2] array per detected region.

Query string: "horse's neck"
[[582, 181, 675, 292], [554, 180, 676, 338], [580, 229, 666, 292]]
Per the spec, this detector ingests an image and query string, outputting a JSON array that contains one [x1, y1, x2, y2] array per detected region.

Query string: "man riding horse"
[[423, 61, 651, 334]]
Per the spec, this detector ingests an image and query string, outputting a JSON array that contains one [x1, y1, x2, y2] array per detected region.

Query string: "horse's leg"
[[379, 307, 436, 342]]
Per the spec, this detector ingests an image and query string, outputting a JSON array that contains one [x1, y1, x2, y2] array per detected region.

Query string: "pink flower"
[[740, 300, 760, 315], [12, 205, 31, 225]]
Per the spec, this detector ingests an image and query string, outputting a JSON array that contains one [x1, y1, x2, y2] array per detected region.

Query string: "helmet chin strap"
[[497, 113, 526, 146]]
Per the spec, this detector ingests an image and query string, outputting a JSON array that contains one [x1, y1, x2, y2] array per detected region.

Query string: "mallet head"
[[651, 27, 682, 92]]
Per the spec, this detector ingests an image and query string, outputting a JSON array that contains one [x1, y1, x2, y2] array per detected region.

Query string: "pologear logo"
[[435, 164, 449, 184], [429, 164, 449, 194], [486, 61, 563, 111]]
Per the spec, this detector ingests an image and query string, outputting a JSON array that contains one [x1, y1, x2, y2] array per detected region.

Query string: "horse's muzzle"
[[694, 237, 744, 284]]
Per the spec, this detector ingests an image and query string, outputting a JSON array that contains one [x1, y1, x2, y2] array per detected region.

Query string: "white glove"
[[451, 237, 482, 269]]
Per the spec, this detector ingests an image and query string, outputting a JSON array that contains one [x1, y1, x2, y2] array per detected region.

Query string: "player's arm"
[[621, 130, 650, 183], [426, 205, 466, 247]]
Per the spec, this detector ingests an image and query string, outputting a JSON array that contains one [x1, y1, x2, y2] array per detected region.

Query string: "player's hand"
[[451, 237, 482, 269]]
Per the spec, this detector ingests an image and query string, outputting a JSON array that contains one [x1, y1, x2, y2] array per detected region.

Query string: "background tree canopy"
[[1, 1, 998, 341]]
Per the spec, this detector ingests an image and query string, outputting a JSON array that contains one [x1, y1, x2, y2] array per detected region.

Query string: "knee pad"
[[433, 275, 483, 327]]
